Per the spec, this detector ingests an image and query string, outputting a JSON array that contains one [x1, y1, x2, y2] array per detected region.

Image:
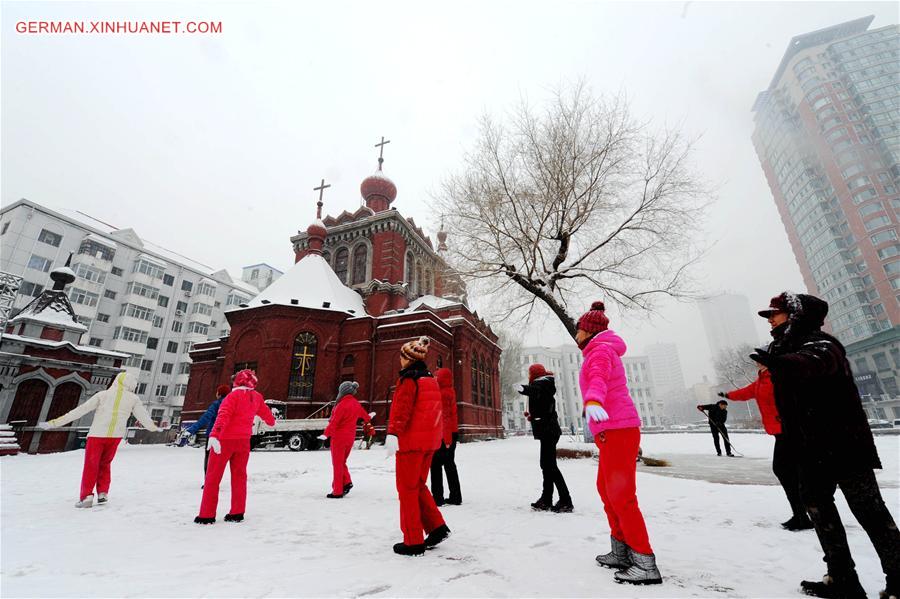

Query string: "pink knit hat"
[[233, 369, 258, 389]]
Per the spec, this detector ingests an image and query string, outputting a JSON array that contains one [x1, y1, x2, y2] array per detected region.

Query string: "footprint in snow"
[[530, 540, 551, 548], [356, 584, 392, 597]]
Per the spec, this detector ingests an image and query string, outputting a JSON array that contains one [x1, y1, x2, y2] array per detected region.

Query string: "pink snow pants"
[[595, 427, 653, 554], [396, 450, 445, 545], [331, 440, 354, 495], [198, 438, 250, 518], [80, 437, 120, 500]]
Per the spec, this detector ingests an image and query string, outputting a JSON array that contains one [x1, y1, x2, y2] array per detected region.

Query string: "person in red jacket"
[[194, 369, 275, 524], [320, 380, 374, 498], [385, 336, 450, 556], [720, 365, 812, 531], [430, 367, 461, 506]]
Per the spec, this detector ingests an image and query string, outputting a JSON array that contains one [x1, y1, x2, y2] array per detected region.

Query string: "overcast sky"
[[3, 1, 898, 385]]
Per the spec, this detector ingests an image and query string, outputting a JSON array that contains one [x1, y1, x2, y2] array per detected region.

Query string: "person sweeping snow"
[[576, 301, 661, 585], [319, 380, 374, 498], [194, 369, 274, 524], [38, 372, 159, 508], [719, 364, 812, 531], [384, 336, 450, 556]]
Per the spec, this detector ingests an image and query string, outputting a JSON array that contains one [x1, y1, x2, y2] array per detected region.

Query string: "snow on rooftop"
[[408, 295, 462, 311], [241, 254, 366, 315], [0, 333, 127, 358], [9, 291, 87, 332]]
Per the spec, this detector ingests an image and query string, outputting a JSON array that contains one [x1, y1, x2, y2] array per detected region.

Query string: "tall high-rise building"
[[697, 293, 761, 359], [751, 16, 900, 400], [645, 342, 689, 424]]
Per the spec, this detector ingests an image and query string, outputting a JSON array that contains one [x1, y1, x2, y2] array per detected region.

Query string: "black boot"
[[393, 542, 426, 556], [343, 482, 353, 495], [326, 493, 344, 499], [801, 573, 866, 599], [425, 524, 451, 548], [224, 513, 244, 522], [194, 516, 215, 525], [446, 494, 462, 506], [880, 573, 899, 599], [531, 497, 552, 511], [434, 497, 446, 507], [551, 497, 573, 513], [782, 515, 814, 531]]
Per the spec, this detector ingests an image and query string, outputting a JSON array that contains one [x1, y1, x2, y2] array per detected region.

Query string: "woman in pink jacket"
[[577, 301, 661, 585], [194, 369, 275, 524], [320, 380, 374, 498]]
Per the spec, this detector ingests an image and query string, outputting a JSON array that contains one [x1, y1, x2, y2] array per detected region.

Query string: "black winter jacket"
[[519, 376, 562, 440], [699, 403, 728, 425], [765, 294, 881, 476]]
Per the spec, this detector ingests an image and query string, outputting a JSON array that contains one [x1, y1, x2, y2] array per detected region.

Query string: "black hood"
[[790, 293, 829, 332]]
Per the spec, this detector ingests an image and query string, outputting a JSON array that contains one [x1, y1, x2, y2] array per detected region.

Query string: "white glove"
[[384, 434, 399, 458], [585, 403, 610, 422], [208, 437, 222, 454], [317, 434, 328, 441], [368, 412, 376, 419], [37, 421, 53, 430], [180, 429, 192, 439]]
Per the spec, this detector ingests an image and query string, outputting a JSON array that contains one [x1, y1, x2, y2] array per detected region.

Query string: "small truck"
[[250, 399, 331, 451]]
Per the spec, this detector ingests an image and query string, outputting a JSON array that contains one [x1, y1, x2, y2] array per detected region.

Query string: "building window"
[[120, 303, 154, 321], [152, 315, 164, 328], [288, 332, 318, 400], [38, 229, 62, 247], [125, 282, 159, 300], [111, 266, 123, 276], [197, 282, 215, 296], [885, 261, 900, 276], [179, 362, 191, 374], [161, 362, 174, 374], [174, 384, 188, 396], [871, 229, 898, 245], [188, 321, 209, 335], [140, 359, 153, 371], [135, 383, 148, 395], [133, 259, 165, 279], [88, 337, 102, 347], [416, 263, 423, 296], [406, 252, 415, 288], [78, 239, 115, 261], [166, 341, 178, 353], [69, 287, 99, 307], [155, 385, 168, 397], [191, 302, 213, 316], [1, 222, 8, 235], [146, 337, 159, 350], [171, 321, 183, 333], [171, 409, 182, 426], [471, 355, 479, 404], [183, 341, 194, 354], [158, 295, 169, 308], [162, 274, 174, 286], [27, 255, 52, 272], [150, 409, 164, 425], [181, 280, 193, 292], [873, 353, 891, 371], [334, 248, 349, 285], [97, 313, 110, 323], [176, 301, 188, 312], [19, 281, 43, 297], [351, 244, 368, 285], [226, 293, 249, 306], [113, 326, 149, 343]]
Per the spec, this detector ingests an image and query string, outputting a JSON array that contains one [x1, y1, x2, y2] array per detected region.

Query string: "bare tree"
[[437, 82, 709, 338], [713, 343, 759, 390]]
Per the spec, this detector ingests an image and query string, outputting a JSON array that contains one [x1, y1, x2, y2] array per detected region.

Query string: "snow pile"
[[2, 435, 896, 597]]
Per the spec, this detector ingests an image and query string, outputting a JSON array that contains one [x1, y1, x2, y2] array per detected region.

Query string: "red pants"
[[595, 428, 653, 554], [331, 440, 354, 495], [198, 438, 250, 519], [396, 450, 445, 545], [80, 437, 120, 500]]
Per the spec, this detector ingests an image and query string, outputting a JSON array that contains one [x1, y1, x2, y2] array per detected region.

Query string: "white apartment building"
[[513, 344, 664, 434], [0, 199, 272, 428]]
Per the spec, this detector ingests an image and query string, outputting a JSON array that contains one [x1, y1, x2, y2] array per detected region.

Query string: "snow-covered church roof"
[[240, 253, 367, 315], [9, 290, 87, 332], [408, 295, 463, 311]]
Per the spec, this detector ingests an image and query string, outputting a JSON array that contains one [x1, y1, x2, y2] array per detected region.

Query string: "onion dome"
[[361, 166, 397, 212], [306, 219, 327, 255], [50, 255, 76, 290]]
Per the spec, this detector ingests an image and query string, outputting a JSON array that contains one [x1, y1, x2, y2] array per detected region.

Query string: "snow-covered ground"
[[2, 434, 897, 598]]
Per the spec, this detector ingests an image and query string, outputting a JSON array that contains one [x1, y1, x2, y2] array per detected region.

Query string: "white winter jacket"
[[48, 372, 159, 438]]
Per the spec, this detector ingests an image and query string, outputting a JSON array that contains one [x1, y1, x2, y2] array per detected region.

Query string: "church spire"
[[360, 136, 397, 213], [306, 178, 329, 255]]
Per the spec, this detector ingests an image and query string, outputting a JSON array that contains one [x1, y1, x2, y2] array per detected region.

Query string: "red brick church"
[[183, 149, 502, 438]]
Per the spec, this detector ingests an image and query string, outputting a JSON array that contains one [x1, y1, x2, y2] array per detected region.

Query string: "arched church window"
[[478, 355, 487, 405], [470, 354, 478, 403], [351, 244, 368, 285], [416, 262, 424, 296], [341, 354, 355, 382], [334, 248, 349, 285], [288, 332, 317, 400], [405, 252, 415, 290]]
